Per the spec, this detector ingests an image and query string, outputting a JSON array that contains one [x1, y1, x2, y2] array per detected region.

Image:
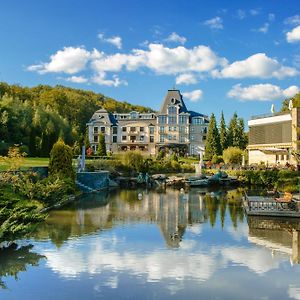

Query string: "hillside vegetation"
[[0, 82, 153, 156]]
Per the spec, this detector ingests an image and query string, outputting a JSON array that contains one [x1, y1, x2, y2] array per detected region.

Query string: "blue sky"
[[1, 0, 300, 124]]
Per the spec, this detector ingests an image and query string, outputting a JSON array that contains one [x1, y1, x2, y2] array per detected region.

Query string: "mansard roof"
[[159, 89, 188, 114]]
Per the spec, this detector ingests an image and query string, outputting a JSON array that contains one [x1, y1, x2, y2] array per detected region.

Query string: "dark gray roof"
[[159, 89, 188, 114], [189, 111, 209, 123]]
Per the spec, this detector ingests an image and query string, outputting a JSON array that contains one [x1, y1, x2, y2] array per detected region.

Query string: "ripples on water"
[[1, 188, 300, 299]]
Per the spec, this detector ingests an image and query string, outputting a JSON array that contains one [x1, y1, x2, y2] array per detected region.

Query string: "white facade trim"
[[248, 114, 291, 126]]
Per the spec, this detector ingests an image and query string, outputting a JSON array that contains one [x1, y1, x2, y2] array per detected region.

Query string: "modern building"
[[87, 89, 209, 156], [247, 107, 300, 166]]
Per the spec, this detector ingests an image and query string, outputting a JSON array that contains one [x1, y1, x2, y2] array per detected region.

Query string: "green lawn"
[[0, 157, 49, 171]]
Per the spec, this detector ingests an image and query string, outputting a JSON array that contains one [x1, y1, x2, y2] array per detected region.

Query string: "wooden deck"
[[243, 194, 300, 218]]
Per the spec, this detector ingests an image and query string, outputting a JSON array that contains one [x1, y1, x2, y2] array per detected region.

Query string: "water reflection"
[[1, 188, 300, 300], [0, 243, 45, 289]]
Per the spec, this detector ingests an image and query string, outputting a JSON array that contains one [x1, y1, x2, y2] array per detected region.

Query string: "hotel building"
[[87, 89, 209, 156]]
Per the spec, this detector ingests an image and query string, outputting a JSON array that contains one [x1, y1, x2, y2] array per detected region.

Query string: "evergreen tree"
[[227, 112, 239, 148], [49, 139, 75, 180], [204, 113, 221, 160], [97, 133, 107, 156], [219, 111, 227, 152]]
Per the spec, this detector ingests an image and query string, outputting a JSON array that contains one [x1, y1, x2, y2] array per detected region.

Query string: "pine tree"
[[204, 113, 221, 160], [219, 111, 227, 152], [97, 133, 107, 156], [227, 112, 239, 147]]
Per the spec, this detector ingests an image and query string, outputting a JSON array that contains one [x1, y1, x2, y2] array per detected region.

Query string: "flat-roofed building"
[[87, 89, 209, 156], [247, 107, 300, 166]]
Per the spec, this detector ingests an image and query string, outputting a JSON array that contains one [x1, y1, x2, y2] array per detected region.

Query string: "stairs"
[[75, 180, 97, 193]]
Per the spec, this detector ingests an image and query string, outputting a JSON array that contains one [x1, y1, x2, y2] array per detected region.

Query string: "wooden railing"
[[247, 199, 298, 213]]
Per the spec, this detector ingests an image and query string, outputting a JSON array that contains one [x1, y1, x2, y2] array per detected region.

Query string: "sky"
[[1, 0, 300, 124]]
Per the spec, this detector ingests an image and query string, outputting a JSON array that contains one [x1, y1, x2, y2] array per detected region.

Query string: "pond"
[[1, 188, 300, 299]]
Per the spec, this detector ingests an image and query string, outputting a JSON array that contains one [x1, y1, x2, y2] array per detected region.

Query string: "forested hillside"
[[0, 82, 154, 156]]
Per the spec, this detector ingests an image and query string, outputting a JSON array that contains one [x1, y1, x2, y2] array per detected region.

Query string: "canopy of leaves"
[[204, 113, 221, 160], [0, 82, 153, 156]]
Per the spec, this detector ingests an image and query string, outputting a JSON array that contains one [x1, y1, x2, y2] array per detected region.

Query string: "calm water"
[[1, 188, 300, 299]]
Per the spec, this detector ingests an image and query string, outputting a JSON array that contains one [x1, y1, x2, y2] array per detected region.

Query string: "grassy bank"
[[0, 157, 49, 171]]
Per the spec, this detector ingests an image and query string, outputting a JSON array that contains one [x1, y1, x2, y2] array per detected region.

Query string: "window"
[[94, 135, 98, 143], [191, 127, 195, 132], [158, 116, 167, 124], [191, 135, 194, 141], [168, 106, 177, 114], [179, 116, 187, 124], [179, 126, 186, 133], [201, 127, 207, 134], [122, 136, 127, 141], [150, 136, 154, 143], [281, 155, 284, 160], [149, 126, 154, 134], [203, 135, 206, 141], [192, 117, 204, 125], [140, 136, 145, 141], [130, 127, 136, 132], [100, 126, 105, 133], [168, 116, 176, 124], [93, 127, 98, 134], [191, 145, 195, 155], [180, 136, 185, 143], [159, 126, 165, 133], [122, 127, 127, 132], [139, 127, 144, 132], [160, 135, 165, 142], [112, 127, 117, 134], [286, 153, 290, 160], [113, 136, 117, 143]]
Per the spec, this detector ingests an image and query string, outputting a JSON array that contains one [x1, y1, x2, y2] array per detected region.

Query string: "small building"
[[87, 89, 209, 156], [247, 107, 300, 167]]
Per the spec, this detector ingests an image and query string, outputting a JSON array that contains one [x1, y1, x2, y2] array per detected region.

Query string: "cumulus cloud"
[[165, 32, 186, 45], [27, 47, 91, 74], [286, 26, 300, 43], [98, 33, 122, 49], [92, 43, 225, 75], [182, 89, 203, 102], [175, 73, 198, 85], [249, 9, 260, 16], [204, 17, 223, 29], [213, 53, 299, 79], [284, 15, 300, 26], [65, 75, 88, 83], [92, 72, 127, 87], [227, 83, 299, 101]]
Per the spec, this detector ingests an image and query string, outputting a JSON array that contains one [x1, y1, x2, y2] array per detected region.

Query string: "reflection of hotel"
[[87, 89, 209, 156], [247, 107, 300, 166], [248, 216, 300, 264], [44, 190, 207, 248]]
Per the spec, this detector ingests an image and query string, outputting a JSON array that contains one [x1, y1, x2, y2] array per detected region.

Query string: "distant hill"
[[0, 82, 154, 156]]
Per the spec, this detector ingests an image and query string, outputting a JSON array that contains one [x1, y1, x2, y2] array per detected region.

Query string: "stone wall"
[[76, 171, 109, 192]]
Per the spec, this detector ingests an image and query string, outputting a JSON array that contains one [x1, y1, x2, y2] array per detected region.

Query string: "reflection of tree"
[[205, 194, 219, 228], [219, 197, 227, 229], [0, 243, 45, 289]]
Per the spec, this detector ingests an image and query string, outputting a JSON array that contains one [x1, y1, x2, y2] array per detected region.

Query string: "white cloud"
[[92, 72, 127, 87], [98, 33, 122, 49], [237, 9, 246, 20], [182, 89, 203, 102], [165, 32, 187, 45], [249, 9, 260, 16], [213, 53, 299, 79], [284, 15, 300, 26], [286, 26, 300, 43], [175, 73, 198, 85], [227, 83, 299, 101], [257, 22, 269, 33], [65, 75, 88, 83], [268, 13, 275, 22], [204, 17, 223, 29], [92, 43, 225, 75], [27, 47, 91, 74]]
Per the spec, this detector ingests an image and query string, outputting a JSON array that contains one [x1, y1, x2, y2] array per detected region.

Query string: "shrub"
[[122, 151, 145, 173], [223, 147, 243, 165], [49, 139, 75, 180], [211, 155, 223, 164], [97, 133, 107, 156]]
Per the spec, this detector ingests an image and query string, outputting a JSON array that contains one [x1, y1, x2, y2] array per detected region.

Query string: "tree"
[[97, 133, 107, 156], [223, 147, 243, 164], [227, 113, 247, 149], [49, 139, 75, 180], [204, 113, 221, 160], [219, 111, 227, 152], [281, 93, 300, 112]]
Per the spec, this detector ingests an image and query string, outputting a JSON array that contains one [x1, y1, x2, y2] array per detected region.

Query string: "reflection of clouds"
[[221, 246, 281, 274], [43, 236, 217, 286], [289, 285, 300, 300], [226, 222, 248, 241], [187, 224, 203, 235]]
